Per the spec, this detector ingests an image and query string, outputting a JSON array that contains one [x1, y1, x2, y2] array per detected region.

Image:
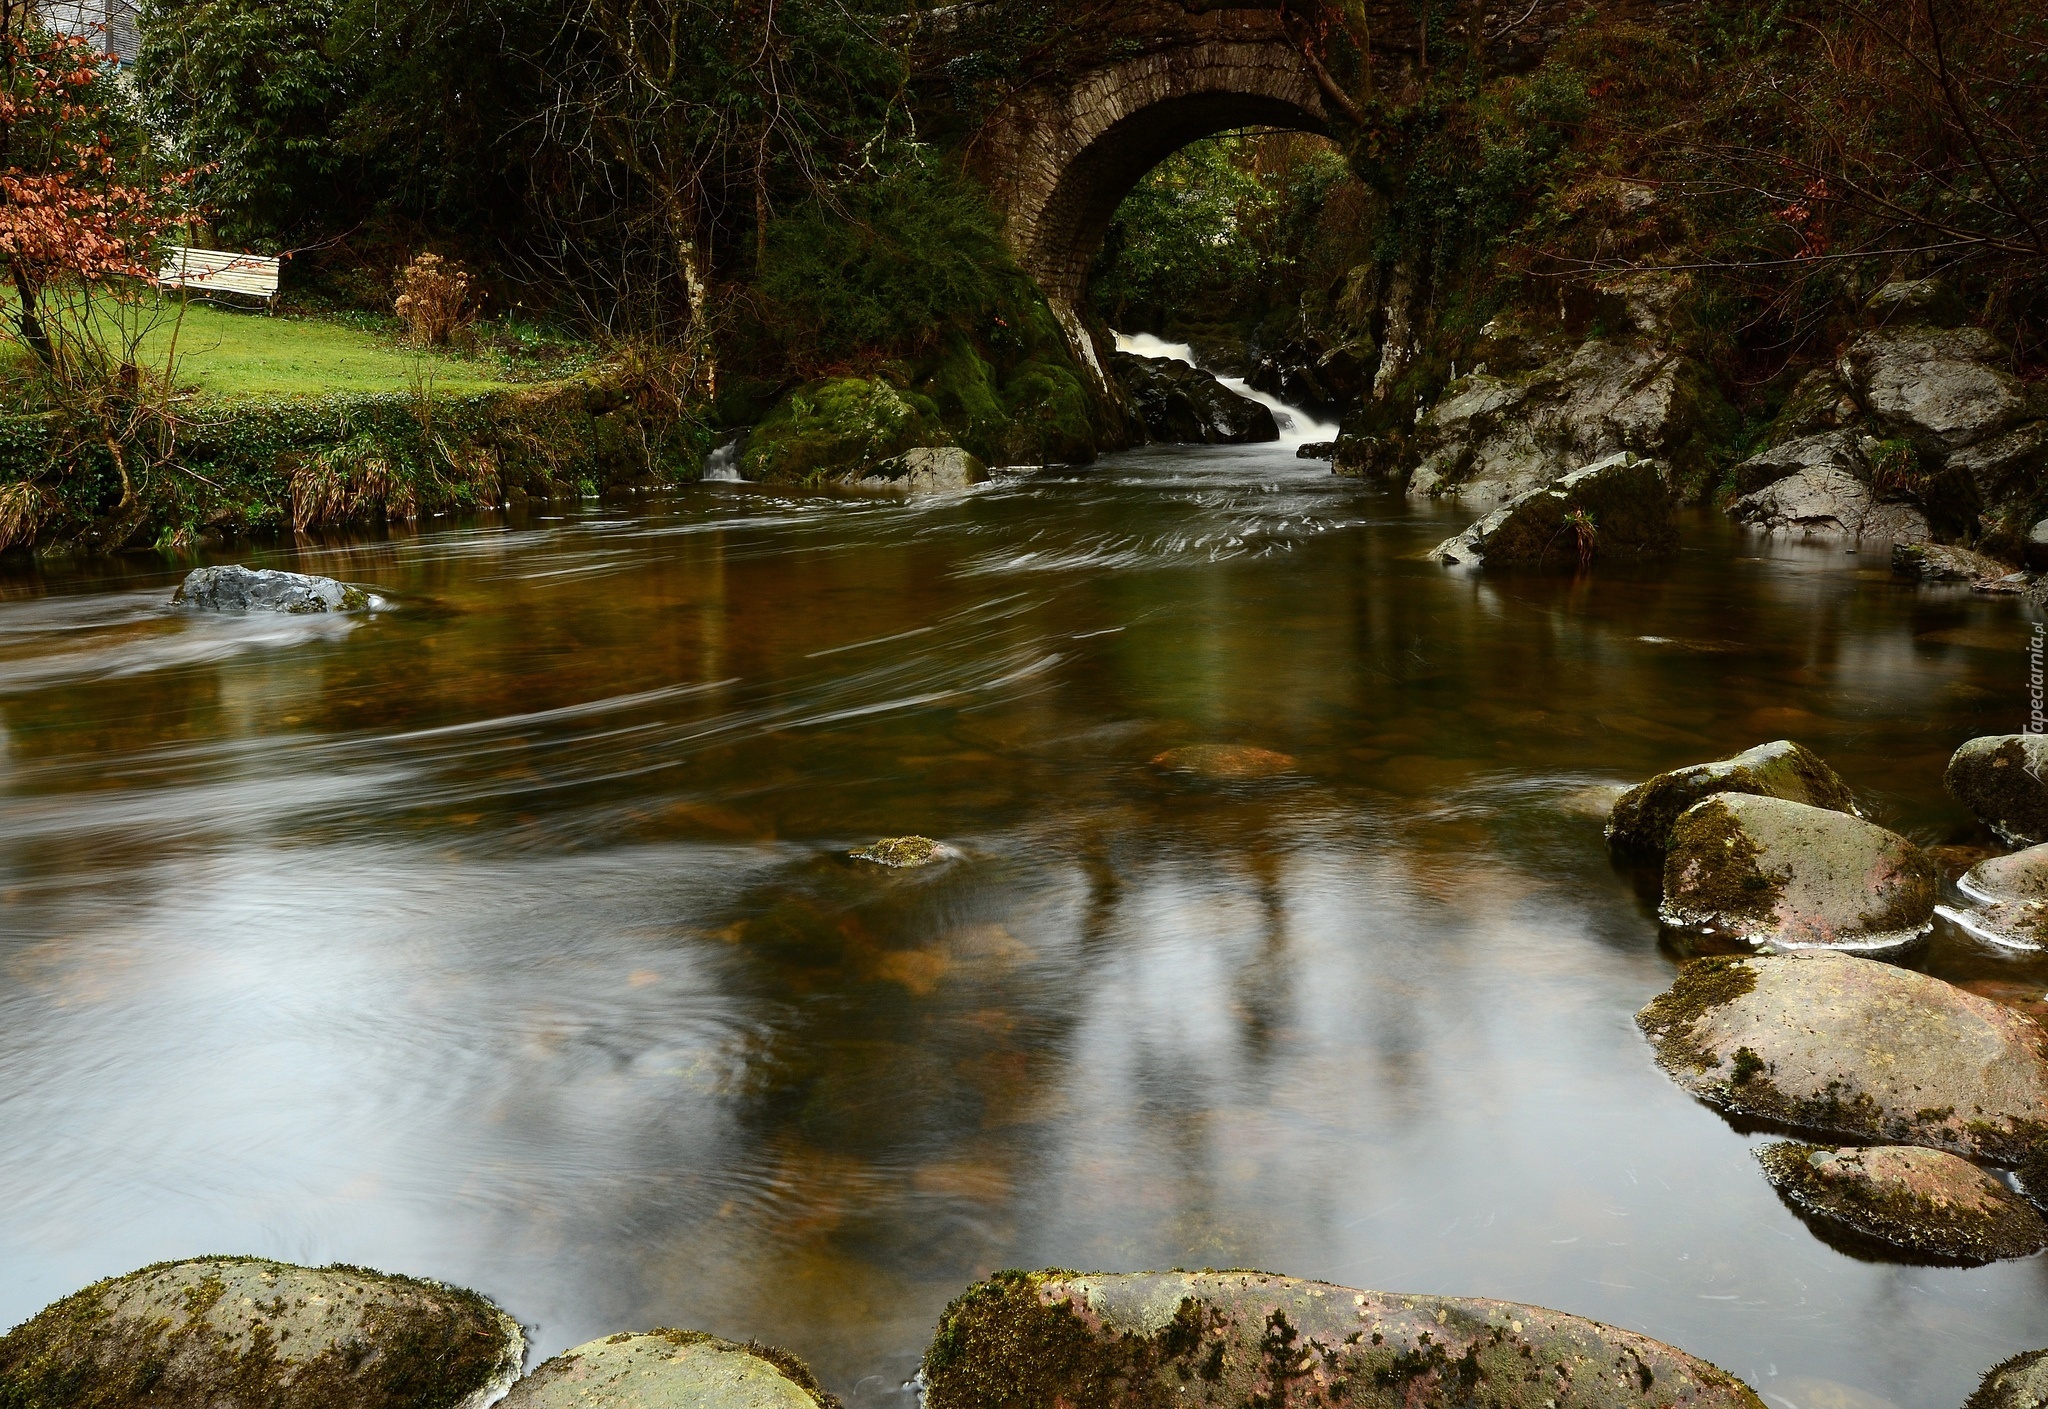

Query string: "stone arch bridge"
[[914, 0, 1576, 382]]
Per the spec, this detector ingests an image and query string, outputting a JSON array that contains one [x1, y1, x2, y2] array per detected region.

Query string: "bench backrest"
[[160, 246, 281, 298]]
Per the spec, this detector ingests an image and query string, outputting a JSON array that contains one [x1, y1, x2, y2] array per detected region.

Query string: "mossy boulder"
[[921, 1269, 1763, 1409], [501, 1331, 835, 1409], [1635, 952, 2048, 1163], [997, 360, 1098, 465], [0, 1256, 522, 1409], [741, 379, 947, 484], [1967, 1349, 2048, 1409], [1607, 739, 1857, 854], [174, 565, 372, 614], [1755, 1142, 2047, 1264], [846, 447, 988, 495], [1948, 735, 2048, 847], [1429, 451, 1676, 569], [1659, 794, 1935, 949]]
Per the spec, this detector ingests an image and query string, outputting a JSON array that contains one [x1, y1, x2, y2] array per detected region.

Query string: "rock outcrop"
[[1404, 337, 1725, 504], [920, 1269, 1765, 1409], [1968, 1350, 2048, 1409], [0, 1256, 522, 1409], [1606, 740, 1857, 854], [1947, 735, 2048, 847], [847, 447, 988, 495], [1429, 451, 1676, 569], [1636, 952, 2048, 1163], [502, 1332, 835, 1409], [1839, 325, 2030, 454], [1724, 432, 1930, 545], [175, 565, 372, 614], [1658, 794, 1935, 950], [1892, 542, 2016, 584], [1755, 1141, 2048, 1264], [1111, 352, 1278, 444]]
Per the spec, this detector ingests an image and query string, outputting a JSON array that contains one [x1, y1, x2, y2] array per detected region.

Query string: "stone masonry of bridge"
[[918, 0, 1585, 385]]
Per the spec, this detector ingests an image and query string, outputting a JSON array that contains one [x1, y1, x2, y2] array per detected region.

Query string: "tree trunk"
[[10, 262, 54, 367]]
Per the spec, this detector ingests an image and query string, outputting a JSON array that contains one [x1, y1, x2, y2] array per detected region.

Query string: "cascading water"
[[1111, 331, 1338, 447], [702, 433, 746, 482]]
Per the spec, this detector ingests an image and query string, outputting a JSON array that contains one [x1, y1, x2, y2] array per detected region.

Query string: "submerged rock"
[[1636, 952, 2048, 1163], [175, 565, 371, 614], [1947, 735, 2048, 846], [1968, 1350, 2048, 1409], [1963, 846, 2048, 903], [920, 1269, 1764, 1409], [1111, 352, 1278, 445], [1756, 1141, 2047, 1264], [1660, 794, 1934, 949], [1151, 743, 1295, 779], [1606, 739, 1857, 854], [502, 1331, 834, 1409], [851, 836, 946, 867], [0, 1256, 521, 1409], [1429, 451, 1676, 569], [847, 447, 987, 496]]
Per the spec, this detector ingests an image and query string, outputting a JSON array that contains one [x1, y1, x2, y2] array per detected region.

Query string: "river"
[[2, 434, 2046, 1407]]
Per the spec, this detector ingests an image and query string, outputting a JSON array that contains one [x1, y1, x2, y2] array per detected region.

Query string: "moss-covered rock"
[[0, 1256, 522, 1409], [851, 836, 947, 867], [1755, 1142, 2047, 1264], [501, 1331, 836, 1409], [1967, 1349, 2048, 1409], [1659, 794, 1935, 950], [997, 360, 1099, 465], [1636, 952, 2048, 1163], [1606, 739, 1857, 855], [741, 379, 947, 484], [173, 565, 372, 614], [1430, 451, 1676, 569], [1947, 735, 2048, 847], [846, 447, 988, 495], [920, 1269, 1765, 1409]]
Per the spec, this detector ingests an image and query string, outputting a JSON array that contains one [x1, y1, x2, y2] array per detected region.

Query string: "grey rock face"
[[1892, 542, 2015, 583], [0, 1256, 522, 1409], [1606, 739, 1857, 854], [174, 565, 372, 614], [1722, 430, 1932, 543], [1840, 325, 2028, 452], [1405, 337, 1721, 503], [1947, 735, 2048, 846], [503, 1332, 835, 1409], [848, 447, 988, 495], [921, 1269, 1766, 1409], [1756, 1141, 2047, 1264], [1636, 952, 2048, 1163], [1948, 421, 2048, 506], [1111, 352, 1278, 445], [1660, 794, 1935, 949], [1428, 450, 1676, 569]]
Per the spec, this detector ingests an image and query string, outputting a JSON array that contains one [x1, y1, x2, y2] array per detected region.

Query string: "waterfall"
[[702, 434, 745, 482], [1111, 331, 1338, 448]]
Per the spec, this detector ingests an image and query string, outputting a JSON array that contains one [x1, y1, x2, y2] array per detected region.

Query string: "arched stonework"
[[968, 9, 1328, 382]]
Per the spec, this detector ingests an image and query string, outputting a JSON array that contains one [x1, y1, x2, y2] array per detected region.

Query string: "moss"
[[1964, 1350, 2048, 1409], [1638, 956, 1759, 1041], [0, 1256, 517, 1409], [1730, 1047, 1766, 1084], [1660, 797, 1785, 932], [921, 1271, 1158, 1409], [741, 378, 946, 484], [917, 336, 1010, 464], [998, 360, 1096, 465], [1755, 1142, 2046, 1264]]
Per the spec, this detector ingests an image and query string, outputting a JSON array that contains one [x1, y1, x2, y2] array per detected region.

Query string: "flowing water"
[[3, 438, 2047, 1408]]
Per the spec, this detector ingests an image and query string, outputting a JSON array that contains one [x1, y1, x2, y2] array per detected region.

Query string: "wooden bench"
[[159, 247, 282, 308]]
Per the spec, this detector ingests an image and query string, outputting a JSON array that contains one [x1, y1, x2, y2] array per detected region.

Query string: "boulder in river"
[[1636, 952, 2048, 1164], [1151, 743, 1296, 779], [1755, 1141, 2048, 1264], [1660, 794, 1934, 949], [502, 1331, 835, 1409], [1429, 450, 1676, 569], [175, 565, 371, 614], [851, 836, 946, 867], [847, 447, 987, 496], [1839, 325, 2029, 454], [1891, 542, 2017, 585], [1724, 433, 1930, 545], [0, 1255, 522, 1409], [1968, 1350, 2048, 1409], [1111, 352, 1278, 445], [920, 1269, 1765, 1409], [1606, 739, 1857, 855], [1947, 735, 2048, 847]]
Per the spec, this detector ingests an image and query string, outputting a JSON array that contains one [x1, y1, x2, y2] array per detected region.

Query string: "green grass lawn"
[[4, 293, 580, 400]]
